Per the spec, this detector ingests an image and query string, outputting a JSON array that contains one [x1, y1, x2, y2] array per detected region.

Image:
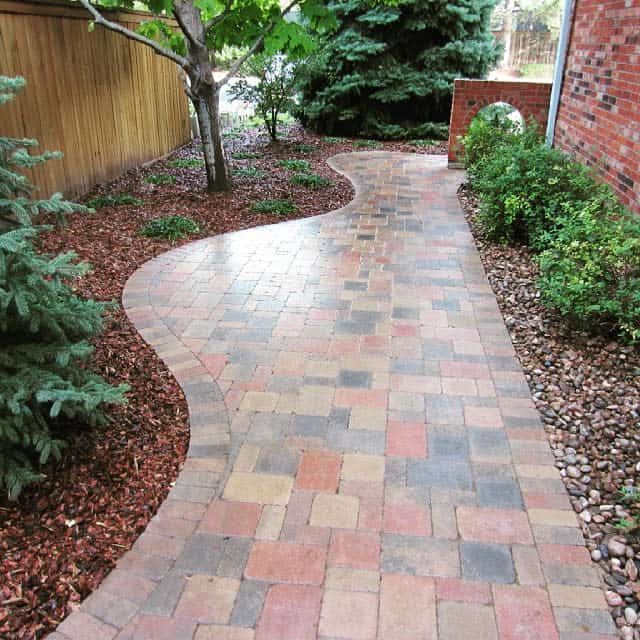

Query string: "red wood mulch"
[[0, 125, 446, 639]]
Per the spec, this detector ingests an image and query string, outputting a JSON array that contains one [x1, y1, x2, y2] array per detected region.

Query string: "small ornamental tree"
[[296, 0, 502, 139], [0, 77, 128, 499], [229, 53, 300, 142], [77, 0, 335, 192]]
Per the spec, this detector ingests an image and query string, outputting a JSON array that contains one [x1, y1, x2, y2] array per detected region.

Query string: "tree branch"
[[77, 0, 189, 68], [204, 0, 232, 32], [218, 0, 302, 87]]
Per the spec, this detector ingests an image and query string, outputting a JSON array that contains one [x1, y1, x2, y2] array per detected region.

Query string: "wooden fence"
[[509, 31, 558, 67], [0, 0, 191, 198]]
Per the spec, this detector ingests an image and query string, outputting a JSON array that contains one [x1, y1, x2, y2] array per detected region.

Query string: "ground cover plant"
[[289, 172, 332, 188], [168, 158, 205, 169], [250, 198, 297, 215], [140, 215, 200, 242], [278, 158, 312, 171], [145, 173, 176, 186], [2, 123, 445, 638], [459, 116, 640, 635], [86, 193, 142, 208]]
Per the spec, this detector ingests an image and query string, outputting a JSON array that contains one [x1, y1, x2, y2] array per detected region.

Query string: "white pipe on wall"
[[546, 0, 575, 146]]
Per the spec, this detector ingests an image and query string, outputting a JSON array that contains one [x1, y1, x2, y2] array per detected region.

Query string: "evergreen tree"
[[0, 76, 128, 500], [296, 0, 502, 139]]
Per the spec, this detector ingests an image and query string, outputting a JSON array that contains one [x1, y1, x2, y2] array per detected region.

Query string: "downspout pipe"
[[546, 0, 575, 146]]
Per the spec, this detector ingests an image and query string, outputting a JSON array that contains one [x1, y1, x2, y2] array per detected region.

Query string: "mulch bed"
[[459, 184, 640, 639], [0, 125, 446, 640]]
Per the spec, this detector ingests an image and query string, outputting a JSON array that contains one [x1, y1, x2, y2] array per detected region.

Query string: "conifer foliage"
[[296, 0, 501, 139], [0, 77, 127, 500]]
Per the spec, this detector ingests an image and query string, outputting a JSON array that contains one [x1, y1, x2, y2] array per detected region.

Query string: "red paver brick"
[[493, 585, 559, 640], [379, 574, 436, 640], [523, 492, 572, 510], [358, 496, 384, 531], [295, 450, 341, 493], [464, 406, 504, 428], [457, 507, 533, 544], [386, 421, 427, 458], [319, 590, 379, 639], [198, 500, 261, 537], [256, 584, 322, 640], [538, 544, 592, 565], [435, 577, 492, 604], [244, 541, 326, 585], [328, 530, 381, 570], [391, 323, 419, 336], [440, 361, 491, 379], [334, 388, 388, 408], [100, 569, 156, 606], [383, 499, 431, 536], [117, 614, 197, 640], [56, 612, 117, 640]]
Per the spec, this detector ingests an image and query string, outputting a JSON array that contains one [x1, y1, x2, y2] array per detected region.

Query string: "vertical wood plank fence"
[[0, 0, 191, 198]]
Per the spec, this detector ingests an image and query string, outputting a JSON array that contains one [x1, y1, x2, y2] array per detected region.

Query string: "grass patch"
[[140, 215, 199, 242], [169, 158, 205, 169], [291, 143, 315, 154], [323, 136, 348, 144], [234, 166, 266, 178], [232, 151, 259, 160], [86, 193, 142, 208], [250, 199, 297, 216], [520, 63, 554, 79], [278, 159, 311, 172], [289, 173, 332, 189], [353, 139, 382, 149], [145, 173, 176, 186]]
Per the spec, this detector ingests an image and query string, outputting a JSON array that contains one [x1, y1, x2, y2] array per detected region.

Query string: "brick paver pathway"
[[53, 153, 616, 640]]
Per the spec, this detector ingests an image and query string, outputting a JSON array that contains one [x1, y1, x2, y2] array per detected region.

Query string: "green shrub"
[[140, 215, 199, 242], [250, 199, 297, 215], [461, 113, 524, 176], [86, 193, 142, 208], [471, 129, 604, 249], [292, 143, 315, 154], [0, 76, 127, 499], [169, 158, 205, 169], [278, 159, 311, 172], [537, 198, 640, 341], [234, 166, 266, 178], [289, 173, 332, 189], [233, 151, 259, 160], [145, 173, 176, 186], [408, 139, 434, 148], [353, 139, 382, 149]]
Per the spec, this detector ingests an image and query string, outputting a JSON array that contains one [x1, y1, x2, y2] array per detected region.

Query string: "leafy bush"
[[278, 159, 311, 172], [234, 166, 266, 178], [323, 136, 347, 143], [353, 139, 382, 149], [289, 173, 332, 188], [292, 143, 315, 154], [233, 151, 259, 160], [461, 110, 524, 176], [469, 126, 603, 249], [140, 215, 199, 242], [145, 173, 176, 186], [250, 199, 297, 215], [537, 198, 640, 340], [86, 193, 142, 208], [169, 158, 205, 169], [0, 76, 127, 499]]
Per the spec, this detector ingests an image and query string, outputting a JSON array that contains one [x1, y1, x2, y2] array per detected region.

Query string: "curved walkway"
[[53, 153, 615, 640]]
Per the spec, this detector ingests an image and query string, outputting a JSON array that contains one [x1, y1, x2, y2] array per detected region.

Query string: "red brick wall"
[[554, 0, 640, 215], [448, 80, 552, 164]]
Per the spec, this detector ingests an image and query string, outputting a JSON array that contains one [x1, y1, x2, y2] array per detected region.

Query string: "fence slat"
[[0, 0, 191, 198]]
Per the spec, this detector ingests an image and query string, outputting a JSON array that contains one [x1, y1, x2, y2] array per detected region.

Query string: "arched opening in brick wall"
[[447, 80, 552, 167]]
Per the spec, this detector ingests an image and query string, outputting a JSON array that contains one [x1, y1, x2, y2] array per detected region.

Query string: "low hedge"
[[462, 119, 640, 341]]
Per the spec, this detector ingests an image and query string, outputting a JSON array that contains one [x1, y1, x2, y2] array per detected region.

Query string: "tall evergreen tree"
[[0, 77, 127, 500], [296, 0, 502, 139]]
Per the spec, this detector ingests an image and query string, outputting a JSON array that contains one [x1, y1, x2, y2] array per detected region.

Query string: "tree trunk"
[[191, 84, 230, 192]]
